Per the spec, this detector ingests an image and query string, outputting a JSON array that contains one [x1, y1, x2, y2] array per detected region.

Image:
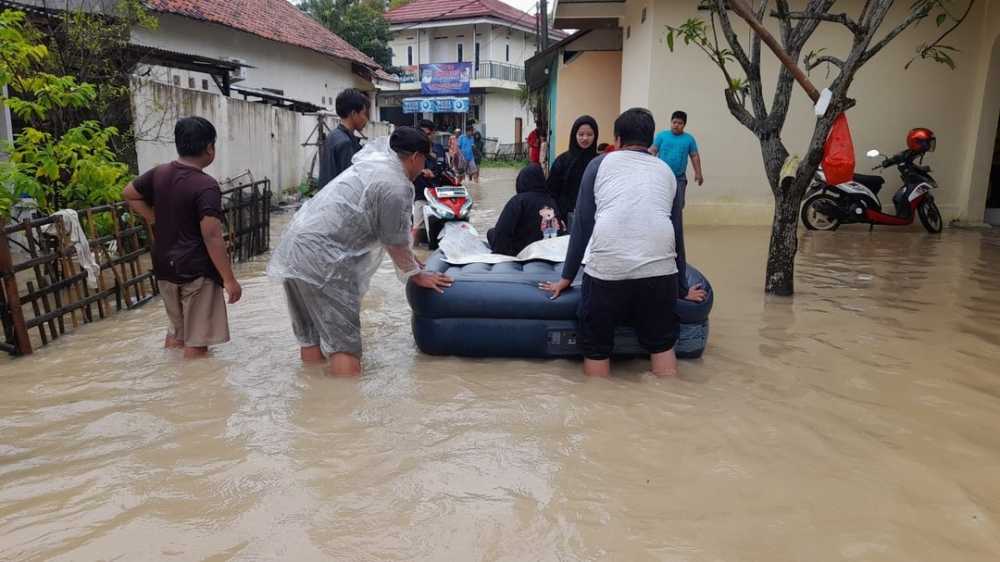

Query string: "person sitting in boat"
[[488, 164, 566, 256]]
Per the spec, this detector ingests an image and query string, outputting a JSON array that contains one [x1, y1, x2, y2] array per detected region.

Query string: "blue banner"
[[420, 63, 472, 95], [402, 97, 470, 114]]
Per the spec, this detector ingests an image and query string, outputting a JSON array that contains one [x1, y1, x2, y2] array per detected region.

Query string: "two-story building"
[[381, 0, 561, 146]]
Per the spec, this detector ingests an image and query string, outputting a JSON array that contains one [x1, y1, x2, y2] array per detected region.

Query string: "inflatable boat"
[[407, 252, 713, 359]]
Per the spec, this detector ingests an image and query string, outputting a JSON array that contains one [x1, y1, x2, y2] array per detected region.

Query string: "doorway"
[[514, 117, 523, 152], [985, 116, 1000, 225]]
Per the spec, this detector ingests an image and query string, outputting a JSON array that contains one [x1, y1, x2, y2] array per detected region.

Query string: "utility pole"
[[539, 0, 549, 49], [534, 2, 541, 52]]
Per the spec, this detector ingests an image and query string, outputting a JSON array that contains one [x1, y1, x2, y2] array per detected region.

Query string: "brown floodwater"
[[2, 169, 1000, 561]]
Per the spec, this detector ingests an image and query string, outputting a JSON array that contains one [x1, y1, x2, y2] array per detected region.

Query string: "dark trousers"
[[578, 274, 680, 360], [674, 177, 689, 298]]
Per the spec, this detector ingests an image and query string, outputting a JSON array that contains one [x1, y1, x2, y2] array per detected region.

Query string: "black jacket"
[[547, 115, 599, 215], [489, 164, 564, 256], [317, 124, 361, 188], [413, 141, 448, 202]]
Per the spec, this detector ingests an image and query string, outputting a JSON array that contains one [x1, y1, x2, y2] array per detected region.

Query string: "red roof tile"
[[145, 0, 380, 69], [386, 0, 539, 31]]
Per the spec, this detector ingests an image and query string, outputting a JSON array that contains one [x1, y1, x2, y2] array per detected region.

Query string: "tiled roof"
[[145, 0, 380, 69], [386, 0, 542, 31]]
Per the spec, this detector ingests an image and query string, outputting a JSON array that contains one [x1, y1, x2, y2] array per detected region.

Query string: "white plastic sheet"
[[268, 137, 417, 294], [440, 223, 570, 265]]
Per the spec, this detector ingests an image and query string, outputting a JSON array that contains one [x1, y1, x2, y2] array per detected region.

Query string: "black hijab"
[[516, 163, 548, 194], [549, 115, 599, 214]]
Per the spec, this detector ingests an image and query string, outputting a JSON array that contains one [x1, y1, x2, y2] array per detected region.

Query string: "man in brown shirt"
[[123, 117, 242, 358]]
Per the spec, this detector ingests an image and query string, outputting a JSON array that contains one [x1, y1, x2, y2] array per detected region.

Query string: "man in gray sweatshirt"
[[541, 108, 703, 377]]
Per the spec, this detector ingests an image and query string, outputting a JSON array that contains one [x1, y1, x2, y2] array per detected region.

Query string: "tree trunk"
[[765, 186, 802, 295], [757, 134, 799, 295]]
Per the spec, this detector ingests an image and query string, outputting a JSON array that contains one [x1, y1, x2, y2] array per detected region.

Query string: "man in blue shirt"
[[459, 125, 479, 183], [650, 111, 703, 300]]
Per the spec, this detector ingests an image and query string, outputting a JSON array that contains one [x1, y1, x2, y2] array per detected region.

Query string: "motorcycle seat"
[[853, 173, 885, 193]]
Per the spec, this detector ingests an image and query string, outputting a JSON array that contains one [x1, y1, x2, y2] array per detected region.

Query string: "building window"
[[457, 44, 463, 62], [475, 42, 480, 69], [407, 45, 413, 66], [321, 96, 326, 104], [188, 77, 195, 88], [202, 79, 209, 90], [505, 44, 510, 62], [627, 26, 631, 39], [173, 75, 180, 86], [641, 7, 647, 23]]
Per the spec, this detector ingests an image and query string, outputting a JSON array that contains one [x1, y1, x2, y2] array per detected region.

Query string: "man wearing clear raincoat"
[[268, 127, 453, 375]]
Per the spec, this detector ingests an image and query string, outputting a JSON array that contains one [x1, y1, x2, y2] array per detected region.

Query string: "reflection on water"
[[2, 170, 1000, 561]]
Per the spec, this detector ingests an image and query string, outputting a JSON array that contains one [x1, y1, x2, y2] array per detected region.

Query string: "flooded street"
[[2, 168, 1000, 561]]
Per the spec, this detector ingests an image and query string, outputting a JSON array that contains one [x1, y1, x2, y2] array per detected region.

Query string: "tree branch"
[[774, 0, 793, 46], [773, 11, 861, 34], [712, 0, 753, 74], [724, 88, 757, 131], [751, 0, 768, 72], [805, 54, 845, 71], [860, 4, 930, 65], [907, 0, 976, 68], [727, 0, 821, 101]]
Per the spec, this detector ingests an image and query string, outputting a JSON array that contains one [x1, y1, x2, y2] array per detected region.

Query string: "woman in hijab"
[[546, 116, 599, 225], [488, 164, 565, 256]]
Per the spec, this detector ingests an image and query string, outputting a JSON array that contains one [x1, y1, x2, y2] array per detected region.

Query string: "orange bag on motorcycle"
[[822, 113, 855, 186]]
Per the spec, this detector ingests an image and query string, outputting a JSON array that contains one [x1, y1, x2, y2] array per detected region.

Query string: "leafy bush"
[[1, 9, 129, 216]]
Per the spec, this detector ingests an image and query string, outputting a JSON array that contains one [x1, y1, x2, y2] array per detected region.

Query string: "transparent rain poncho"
[[267, 138, 419, 295]]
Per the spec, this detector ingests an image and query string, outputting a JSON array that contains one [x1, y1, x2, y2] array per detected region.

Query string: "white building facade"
[[382, 0, 555, 147], [125, 0, 388, 191]]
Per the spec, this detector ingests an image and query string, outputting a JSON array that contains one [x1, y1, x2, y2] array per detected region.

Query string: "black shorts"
[[577, 274, 679, 360]]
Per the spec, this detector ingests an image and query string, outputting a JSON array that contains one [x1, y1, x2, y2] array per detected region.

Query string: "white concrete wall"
[[132, 80, 394, 193], [391, 22, 536, 66], [132, 14, 375, 112], [483, 90, 532, 145], [618, 0, 654, 111], [615, 0, 999, 225]]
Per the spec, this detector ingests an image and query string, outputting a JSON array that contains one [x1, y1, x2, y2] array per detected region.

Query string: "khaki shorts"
[[158, 277, 230, 347]]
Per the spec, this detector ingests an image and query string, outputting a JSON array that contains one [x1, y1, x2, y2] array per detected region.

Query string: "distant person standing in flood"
[[123, 117, 242, 359], [317, 88, 370, 188], [527, 121, 544, 165], [547, 116, 599, 226], [649, 110, 703, 300], [459, 125, 479, 184]]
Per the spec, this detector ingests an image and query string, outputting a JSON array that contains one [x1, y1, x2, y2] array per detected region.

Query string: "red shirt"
[[527, 130, 541, 164]]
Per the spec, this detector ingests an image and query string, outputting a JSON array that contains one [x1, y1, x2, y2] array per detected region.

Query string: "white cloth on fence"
[[440, 222, 570, 265], [42, 209, 100, 287]]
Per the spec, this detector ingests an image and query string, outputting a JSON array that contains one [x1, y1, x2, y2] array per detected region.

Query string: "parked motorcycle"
[[801, 127, 943, 233], [419, 167, 473, 250]]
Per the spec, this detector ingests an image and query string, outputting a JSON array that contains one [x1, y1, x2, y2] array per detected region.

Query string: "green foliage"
[[1, 8, 130, 216], [300, 0, 395, 69], [480, 158, 530, 169]]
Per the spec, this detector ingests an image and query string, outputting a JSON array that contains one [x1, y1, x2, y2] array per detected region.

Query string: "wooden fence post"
[[0, 220, 32, 355]]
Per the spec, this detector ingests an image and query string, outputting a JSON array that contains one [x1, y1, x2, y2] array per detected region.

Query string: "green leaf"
[[667, 30, 675, 51], [936, 13, 947, 26]]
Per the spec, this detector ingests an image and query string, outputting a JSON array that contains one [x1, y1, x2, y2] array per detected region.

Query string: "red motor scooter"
[[800, 128, 944, 233]]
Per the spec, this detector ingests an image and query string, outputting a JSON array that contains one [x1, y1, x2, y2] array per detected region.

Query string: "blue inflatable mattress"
[[407, 252, 713, 359]]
